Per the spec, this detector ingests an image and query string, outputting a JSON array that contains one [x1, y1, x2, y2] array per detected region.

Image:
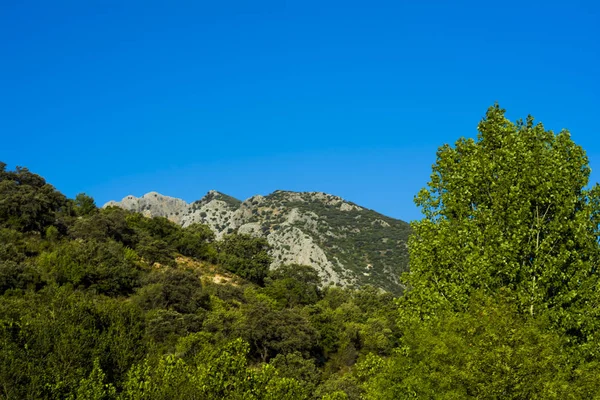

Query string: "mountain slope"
[[104, 190, 410, 293]]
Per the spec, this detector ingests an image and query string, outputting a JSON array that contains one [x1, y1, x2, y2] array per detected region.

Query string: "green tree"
[[70, 207, 137, 247], [264, 264, 321, 307], [217, 234, 272, 285], [37, 239, 142, 296], [125, 214, 182, 246], [0, 163, 67, 233], [134, 234, 176, 267], [120, 338, 308, 400], [269, 352, 321, 393], [404, 104, 600, 349], [74, 193, 98, 217], [0, 287, 145, 399], [135, 269, 208, 314], [70, 358, 116, 400], [240, 289, 318, 362], [361, 295, 600, 399], [176, 223, 215, 259], [123, 213, 183, 266], [0, 260, 43, 294]]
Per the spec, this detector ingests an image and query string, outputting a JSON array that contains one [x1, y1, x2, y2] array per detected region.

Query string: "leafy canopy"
[[404, 104, 600, 346]]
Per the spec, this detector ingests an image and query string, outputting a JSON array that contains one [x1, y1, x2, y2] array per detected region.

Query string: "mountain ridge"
[[104, 190, 410, 293]]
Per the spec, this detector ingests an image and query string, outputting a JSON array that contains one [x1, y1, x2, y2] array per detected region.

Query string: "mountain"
[[104, 190, 411, 293]]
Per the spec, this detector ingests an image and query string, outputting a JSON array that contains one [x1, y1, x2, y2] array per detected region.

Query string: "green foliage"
[[135, 270, 207, 349], [0, 228, 28, 262], [201, 295, 245, 342], [269, 352, 321, 392], [124, 214, 181, 266], [240, 289, 319, 362], [134, 235, 176, 267], [176, 222, 215, 259], [70, 206, 217, 268], [362, 295, 600, 399], [264, 264, 322, 307], [0, 164, 68, 233], [404, 104, 600, 348], [70, 207, 137, 246], [125, 214, 181, 246], [0, 162, 407, 398], [0, 286, 145, 399], [0, 260, 43, 294], [37, 239, 142, 296], [69, 359, 117, 400], [135, 268, 208, 313], [120, 338, 310, 400], [217, 234, 272, 285], [308, 285, 399, 372], [74, 193, 98, 217]]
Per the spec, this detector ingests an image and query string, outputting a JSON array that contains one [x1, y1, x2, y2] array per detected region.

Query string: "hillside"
[[0, 162, 402, 399], [105, 190, 411, 293]]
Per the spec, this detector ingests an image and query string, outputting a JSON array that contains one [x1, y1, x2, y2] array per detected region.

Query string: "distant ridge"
[[105, 190, 411, 293]]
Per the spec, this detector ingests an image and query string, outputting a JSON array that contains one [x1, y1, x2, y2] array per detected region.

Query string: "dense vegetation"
[[2, 104, 600, 398], [0, 162, 399, 399]]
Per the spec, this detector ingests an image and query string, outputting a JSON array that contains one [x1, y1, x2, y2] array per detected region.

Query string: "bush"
[[216, 234, 272, 285], [37, 239, 142, 296]]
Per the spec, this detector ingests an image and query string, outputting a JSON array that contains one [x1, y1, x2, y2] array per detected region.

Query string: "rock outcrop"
[[104, 190, 410, 293]]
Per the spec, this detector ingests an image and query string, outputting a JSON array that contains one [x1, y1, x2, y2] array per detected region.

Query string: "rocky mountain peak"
[[105, 189, 410, 293], [103, 192, 189, 223]]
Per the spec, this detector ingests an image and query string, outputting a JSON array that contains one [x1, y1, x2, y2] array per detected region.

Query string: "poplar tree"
[[404, 104, 600, 348]]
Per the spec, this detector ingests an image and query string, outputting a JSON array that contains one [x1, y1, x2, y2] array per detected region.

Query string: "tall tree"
[[73, 193, 97, 216], [403, 104, 600, 348], [0, 163, 67, 232]]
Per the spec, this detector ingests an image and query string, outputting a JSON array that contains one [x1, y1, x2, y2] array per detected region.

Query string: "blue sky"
[[1, 0, 598, 222]]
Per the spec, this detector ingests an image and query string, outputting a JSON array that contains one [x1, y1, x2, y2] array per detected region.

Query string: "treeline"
[[2, 104, 600, 399]]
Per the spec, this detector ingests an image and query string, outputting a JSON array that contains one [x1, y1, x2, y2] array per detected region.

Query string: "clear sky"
[[1, 1, 598, 222]]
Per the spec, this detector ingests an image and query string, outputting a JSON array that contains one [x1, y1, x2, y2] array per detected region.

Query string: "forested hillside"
[[1, 104, 600, 399], [0, 161, 400, 399]]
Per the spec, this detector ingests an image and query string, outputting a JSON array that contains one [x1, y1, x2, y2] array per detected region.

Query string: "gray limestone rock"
[[104, 189, 410, 293]]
